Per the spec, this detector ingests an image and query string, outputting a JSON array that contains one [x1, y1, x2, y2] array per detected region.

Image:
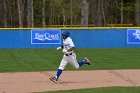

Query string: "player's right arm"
[[64, 38, 75, 52], [61, 45, 63, 49]]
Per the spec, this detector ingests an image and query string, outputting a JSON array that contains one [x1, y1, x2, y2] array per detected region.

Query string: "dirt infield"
[[0, 70, 140, 93]]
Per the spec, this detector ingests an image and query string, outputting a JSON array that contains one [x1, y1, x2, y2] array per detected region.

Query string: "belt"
[[65, 53, 72, 56]]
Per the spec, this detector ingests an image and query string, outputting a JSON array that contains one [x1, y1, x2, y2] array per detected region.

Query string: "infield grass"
[[38, 87, 140, 93], [0, 48, 140, 72]]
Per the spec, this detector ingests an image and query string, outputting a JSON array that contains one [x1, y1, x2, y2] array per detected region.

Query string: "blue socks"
[[55, 61, 86, 79], [78, 60, 86, 67], [56, 69, 62, 79]]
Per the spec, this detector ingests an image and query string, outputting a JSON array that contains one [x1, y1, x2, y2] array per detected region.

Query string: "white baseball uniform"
[[58, 37, 79, 70]]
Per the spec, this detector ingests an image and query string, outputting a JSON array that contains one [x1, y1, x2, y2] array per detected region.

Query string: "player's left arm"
[[67, 47, 74, 52], [63, 47, 74, 53]]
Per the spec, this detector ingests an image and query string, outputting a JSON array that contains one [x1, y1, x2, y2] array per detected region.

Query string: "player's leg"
[[68, 53, 91, 69], [50, 55, 68, 82], [55, 57, 68, 79], [78, 57, 91, 67], [67, 53, 79, 69]]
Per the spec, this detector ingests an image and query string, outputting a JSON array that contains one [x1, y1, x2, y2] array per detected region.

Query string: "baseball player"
[[49, 31, 91, 83]]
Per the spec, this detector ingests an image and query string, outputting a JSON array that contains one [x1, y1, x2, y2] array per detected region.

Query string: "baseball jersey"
[[63, 37, 75, 54]]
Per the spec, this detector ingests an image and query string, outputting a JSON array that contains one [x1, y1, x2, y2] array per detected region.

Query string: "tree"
[[95, 0, 102, 26], [115, 0, 124, 25], [0, 0, 138, 27], [135, 0, 140, 26], [62, 0, 66, 26], [3, 0, 8, 27], [70, 0, 73, 26], [27, 0, 34, 27], [17, 0, 23, 28], [42, 0, 46, 28], [81, 0, 89, 27]]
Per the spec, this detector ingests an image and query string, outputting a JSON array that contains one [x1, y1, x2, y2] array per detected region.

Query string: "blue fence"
[[0, 28, 140, 48]]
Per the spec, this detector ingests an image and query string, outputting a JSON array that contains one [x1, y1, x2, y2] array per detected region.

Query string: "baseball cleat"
[[84, 57, 91, 65], [49, 77, 58, 83]]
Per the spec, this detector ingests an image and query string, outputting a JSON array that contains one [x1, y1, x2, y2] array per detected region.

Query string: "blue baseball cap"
[[62, 31, 70, 37]]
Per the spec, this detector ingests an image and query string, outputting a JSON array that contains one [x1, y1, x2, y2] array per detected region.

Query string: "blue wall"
[[0, 29, 140, 48]]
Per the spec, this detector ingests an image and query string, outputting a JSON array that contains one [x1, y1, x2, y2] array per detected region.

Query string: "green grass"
[[38, 87, 140, 93], [0, 48, 140, 72]]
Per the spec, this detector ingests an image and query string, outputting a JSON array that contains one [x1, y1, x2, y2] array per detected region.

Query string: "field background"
[[40, 87, 140, 93], [0, 48, 140, 93], [0, 48, 140, 72]]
